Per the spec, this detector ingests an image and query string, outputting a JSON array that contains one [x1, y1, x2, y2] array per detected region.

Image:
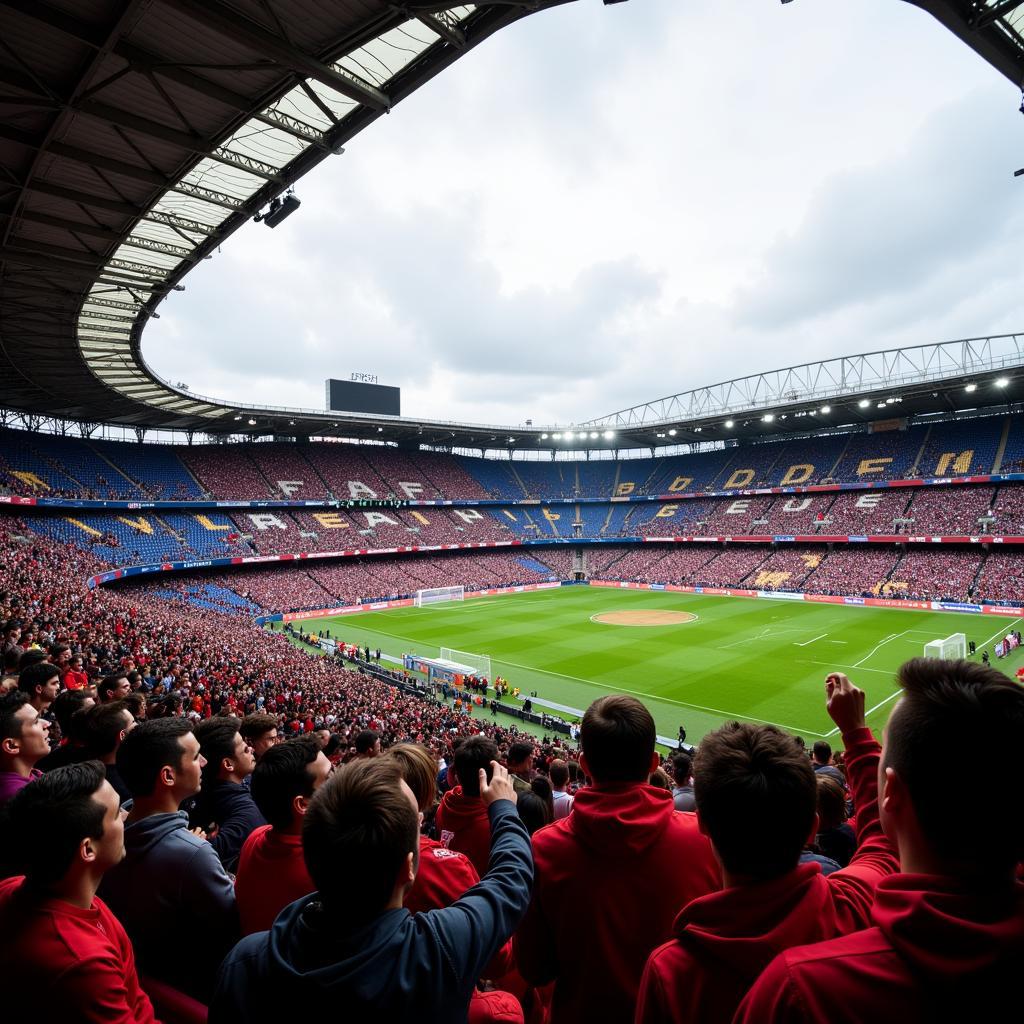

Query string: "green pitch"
[[287, 588, 1024, 747]]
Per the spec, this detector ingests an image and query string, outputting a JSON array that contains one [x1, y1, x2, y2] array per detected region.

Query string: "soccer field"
[[288, 588, 1024, 746]]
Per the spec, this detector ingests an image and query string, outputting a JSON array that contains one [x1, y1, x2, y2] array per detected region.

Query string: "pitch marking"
[[794, 633, 828, 647]]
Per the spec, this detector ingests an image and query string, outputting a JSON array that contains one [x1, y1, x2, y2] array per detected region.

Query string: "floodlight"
[[996, 377, 1009, 388], [820, 405, 830, 413], [965, 383, 977, 392], [668, 428, 677, 436], [603, 430, 614, 439], [541, 433, 549, 439], [858, 399, 870, 408], [725, 419, 734, 428], [590, 431, 599, 439], [763, 413, 774, 422], [256, 192, 301, 228]]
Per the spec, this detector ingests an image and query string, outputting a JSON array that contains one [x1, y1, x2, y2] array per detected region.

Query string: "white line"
[[828, 640, 848, 644], [794, 633, 828, 647], [853, 631, 910, 669], [795, 660, 894, 676], [978, 617, 1023, 650]]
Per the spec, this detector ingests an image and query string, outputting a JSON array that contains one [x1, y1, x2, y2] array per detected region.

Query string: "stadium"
[[1, 2, 1023, 1023]]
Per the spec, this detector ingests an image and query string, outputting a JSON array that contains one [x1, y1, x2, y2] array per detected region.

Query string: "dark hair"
[[194, 717, 241, 784], [80, 702, 132, 759], [516, 791, 552, 836], [508, 741, 533, 767], [50, 690, 92, 733], [302, 759, 418, 921], [580, 695, 655, 783], [452, 735, 497, 797], [0, 691, 30, 741], [812, 741, 832, 764], [17, 649, 47, 671], [385, 743, 438, 813], [7, 761, 108, 884], [672, 753, 693, 786], [530, 775, 555, 818], [251, 738, 320, 830], [695, 721, 817, 880], [549, 759, 569, 789], [17, 660, 59, 697], [885, 658, 1024, 871], [816, 774, 848, 832], [240, 713, 279, 743], [98, 673, 128, 702], [120, 692, 146, 720], [116, 718, 193, 798], [354, 729, 380, 755]]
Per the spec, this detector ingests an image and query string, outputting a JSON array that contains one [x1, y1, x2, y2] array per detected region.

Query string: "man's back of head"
[[883, 657, 1024, 875], [549, 759, 569, 791], [251, 737, 327, 831], [672, 752, 693, 787], [695, 721, 816, 880], [452, 735, 498, 797], [811, 741, 831, 766], [354, 729, 381, 758], [302, 758, 418, 923], [580, 694, 656, 784]]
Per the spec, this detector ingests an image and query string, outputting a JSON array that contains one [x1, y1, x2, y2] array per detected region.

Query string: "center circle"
[[591, 609, 698, 626]]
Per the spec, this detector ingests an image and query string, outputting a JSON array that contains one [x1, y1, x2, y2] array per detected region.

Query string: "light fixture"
[[255, 190, 301, 228], [858, 399, 870, 408], [603, 430, 614, 439], [995, 377, 1009, 388], [288, 420, 295, 426], [378, 427, 384, 432], [725, 419, 734, 428], [248, 418, 257, 426], [694, 427, 702, 433], [590, 431, 599, 439], [763, 413, 774, 422], [820, 405, 830, 414], [541, 433, 549, 439], [656, 432, 666, 439], [965, 383, 977, 393], [877, 402, 886, 409], [233, 415, 242, 421], [552, 432, 561, 440], [668, 428, 677, 436]]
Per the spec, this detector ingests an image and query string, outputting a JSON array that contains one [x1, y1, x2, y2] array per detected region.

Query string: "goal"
[[439, 647, 492, 679], [923, 633, 967, 660], [414, 586, 464, 607]]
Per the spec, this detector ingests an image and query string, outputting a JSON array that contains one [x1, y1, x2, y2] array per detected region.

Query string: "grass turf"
[[280, 588, 1024, 746]]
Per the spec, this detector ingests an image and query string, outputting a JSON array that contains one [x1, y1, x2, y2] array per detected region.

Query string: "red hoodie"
[[0, 875, 158, 1023], [735, 874, 1024, 1022], [435, 785, 493, 876], [636, 726, 896, 1024], [515, 782, 720, 1024]]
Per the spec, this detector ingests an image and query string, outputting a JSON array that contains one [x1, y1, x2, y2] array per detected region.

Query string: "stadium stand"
[[884, 549, 984, 601]]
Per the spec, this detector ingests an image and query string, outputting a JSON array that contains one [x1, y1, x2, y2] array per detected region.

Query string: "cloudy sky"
[[146, 0, 1024, 430]]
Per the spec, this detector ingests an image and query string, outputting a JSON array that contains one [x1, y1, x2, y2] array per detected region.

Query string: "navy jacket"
[[189, 779, 266, 872], [211, 799, 532, 1024]]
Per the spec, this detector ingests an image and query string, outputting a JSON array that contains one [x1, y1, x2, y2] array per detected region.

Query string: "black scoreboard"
[[325, 378, 400, 416]]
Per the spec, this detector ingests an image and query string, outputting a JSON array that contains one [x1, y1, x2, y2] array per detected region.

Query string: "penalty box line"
[[333, 615, 832, 739]]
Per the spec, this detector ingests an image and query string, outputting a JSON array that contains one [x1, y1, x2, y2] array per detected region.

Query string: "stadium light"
[[541, 433, 549, 439], [858, 399, 871, 408], [996, 377, 1010, 388], [763, 413, 774, 422], [590, 431, 599, 439], [668, 428, 677, 436], [965, 383, 977, 392], [247, 418, 257, 425], [820, 405, 830, 413], [694, 427, 702, 433], [255, 191, 301, 228], [233, 415, 242, 421], [552, 432, 561, 440], [725, 419, 734, 428], [603, 430, 614, 439]]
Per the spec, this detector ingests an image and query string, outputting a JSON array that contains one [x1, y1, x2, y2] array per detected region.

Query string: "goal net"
[[439, 647, 491, 679], [923, 633, 967, 660], [414, 586, 465, 608]]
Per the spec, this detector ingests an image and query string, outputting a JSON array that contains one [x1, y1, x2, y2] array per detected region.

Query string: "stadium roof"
[[0, 0, 1022, 454]]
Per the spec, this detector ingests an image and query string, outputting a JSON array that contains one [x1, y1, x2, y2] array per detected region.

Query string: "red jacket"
[[636, 727, 896, 1024], [0, 876, 158, 1023], [735, 874, 1024, 1022], [435, 785, 493, 876], [515, 782, 720, 1024], [235, 825, 315, 935]]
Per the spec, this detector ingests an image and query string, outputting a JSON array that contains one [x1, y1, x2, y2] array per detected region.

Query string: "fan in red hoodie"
[[515, 695, 720, 1024], [736, 657, 1024, 1023], [0, 761, 158, 1023], [636, 673, 898, 1024], [434, 734, 499, 877]]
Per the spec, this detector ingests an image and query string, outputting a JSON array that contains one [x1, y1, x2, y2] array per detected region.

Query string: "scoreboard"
[[325, 377, 400, 416]]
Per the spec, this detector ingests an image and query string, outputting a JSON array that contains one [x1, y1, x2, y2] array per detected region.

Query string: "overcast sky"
[[146, 0, 1024, 430]]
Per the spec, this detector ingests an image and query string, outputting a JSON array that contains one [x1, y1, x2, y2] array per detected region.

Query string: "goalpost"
[[414, 586, 465, 608], [923, 633, 967, 660], [439, 647, 492, 680]]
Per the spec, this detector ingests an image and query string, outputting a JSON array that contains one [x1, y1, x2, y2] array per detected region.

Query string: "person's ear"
[[805, 811, 821, 846], [160, 765, 175, 788], [405, 849, 415, 885], [80, 834, 98, 864], [293, 793, 310, 818], [1, 736, 19, 756], [649, 752, 660, 773], [221, 756, 233, 775], [881, 766, 904, 817]]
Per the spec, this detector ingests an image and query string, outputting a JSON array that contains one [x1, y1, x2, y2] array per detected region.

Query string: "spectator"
[[549, 759, 574, 819], [517, 790, 552, 835], [670, 753, 695, 811], [212, 757, 532, 1023], [17, 660, 60, 713], [100, 717, 238, 1002], [637, 673, 898, 1024], [515, 695, 720, 1023], [98, 672, 131, 704], [815, 774, 856, 868], [354, 728, 381, 758], [507, 740, 535, 795], [0, 691, 51, 806], [434, 735, 499, 875], [36, 690, 93, 771], [236, 737, 331, 935], [78, 701, 135, 804], [189, 718, 264, 871], [0, 761, 157, 1022], [811, 740, 845, 785], [240, 713, 281, 761], [62, 655, 88, 691], [737, 658, 1024, 1022]]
